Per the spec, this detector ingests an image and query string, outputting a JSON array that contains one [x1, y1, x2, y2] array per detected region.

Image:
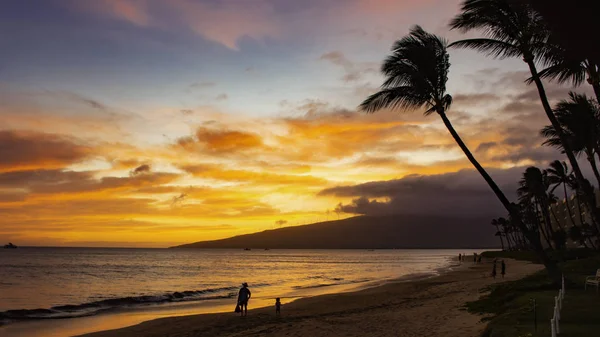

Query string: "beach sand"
[[81, 259, 543, 337]]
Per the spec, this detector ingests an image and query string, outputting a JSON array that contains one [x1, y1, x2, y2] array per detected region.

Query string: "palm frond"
[[449, 38, 521, 59], [359, 87, 429, 114]]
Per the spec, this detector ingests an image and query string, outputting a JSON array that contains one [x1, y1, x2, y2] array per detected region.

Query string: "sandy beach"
[[80, 259, 542, 337]]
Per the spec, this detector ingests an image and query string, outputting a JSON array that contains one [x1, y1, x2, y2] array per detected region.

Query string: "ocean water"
[[0, 248, 471, 328]]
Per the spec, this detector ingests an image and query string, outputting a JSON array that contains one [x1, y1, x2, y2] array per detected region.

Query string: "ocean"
[[0, 248, 477, 336]]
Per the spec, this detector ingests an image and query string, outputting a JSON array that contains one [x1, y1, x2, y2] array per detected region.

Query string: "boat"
[[244, 248, 251, 251], [4, 242, 17, 249]]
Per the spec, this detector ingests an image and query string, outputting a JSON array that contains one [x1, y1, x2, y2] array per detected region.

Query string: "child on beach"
[[275, 298, 281, 316]]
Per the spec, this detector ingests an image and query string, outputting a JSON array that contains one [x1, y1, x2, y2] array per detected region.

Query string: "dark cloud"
[[0, 130, 90, 172], [130, 164, 151, 176], [320, 167, 530, 217], [452, 93, 500, 106], [475, 141, 497, 153], [0, 169, 180, 195]]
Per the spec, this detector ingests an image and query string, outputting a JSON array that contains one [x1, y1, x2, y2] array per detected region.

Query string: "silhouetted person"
[[501, 260, 506, 279], [492, 259, 497, 279], [458, 253, 462, 263], [473, 253, 477, 264], [238, 282, 251, 316], [275, 297, 281, 316], [477, 255, 482, 264]]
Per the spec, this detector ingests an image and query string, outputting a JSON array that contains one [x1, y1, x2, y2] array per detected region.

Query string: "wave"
[[292, 278, 371, 290], [0, 286, 239, 324]]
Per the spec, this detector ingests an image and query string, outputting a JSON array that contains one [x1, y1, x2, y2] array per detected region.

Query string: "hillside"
[[171, 215, 499, 249]]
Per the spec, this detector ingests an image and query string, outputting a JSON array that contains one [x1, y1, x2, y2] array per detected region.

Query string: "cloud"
[[130, 164, 151, 175], [321, 167, 529, 217], [75, 0, 280, 50], [216, 93, 229, 101], [189, 81, 217, 89], [0, 131, 90, 172], [194, 127, 263, 153], [319, 51, 377, 83]]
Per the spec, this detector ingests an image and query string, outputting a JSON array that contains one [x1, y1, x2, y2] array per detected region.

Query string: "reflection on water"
[[0, 248, 478, 336]]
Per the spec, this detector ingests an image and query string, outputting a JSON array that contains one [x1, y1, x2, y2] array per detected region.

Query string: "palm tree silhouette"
[[536, 42, 600, 104], [541, 93, 600, 186], [491, 218, 505, 250], [360, 26, 514, 217], [517, 166, 554, 249], [546, 160, 577, 228], [361, 25, 561, 282], [448, 0, 596, 226]]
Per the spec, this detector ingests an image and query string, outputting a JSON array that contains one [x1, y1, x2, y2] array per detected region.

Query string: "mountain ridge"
[[171, 214, 499, 249]]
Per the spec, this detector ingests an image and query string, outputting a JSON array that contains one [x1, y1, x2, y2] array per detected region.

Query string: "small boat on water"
[[4, 242, 17, 249]]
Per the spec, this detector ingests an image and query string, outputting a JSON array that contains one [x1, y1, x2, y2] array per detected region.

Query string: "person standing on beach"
[[501, 260, 506, 278], [473, 253, 477, 264], [458, 253, 462, 263], [492, 260, 497, 279], [238, 283, 251, 316]]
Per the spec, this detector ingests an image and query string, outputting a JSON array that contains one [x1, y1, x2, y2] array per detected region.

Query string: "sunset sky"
[[0, 0, 584, 247]]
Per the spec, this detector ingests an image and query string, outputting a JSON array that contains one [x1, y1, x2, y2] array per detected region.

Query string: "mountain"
[[171, 215, 499, 249]]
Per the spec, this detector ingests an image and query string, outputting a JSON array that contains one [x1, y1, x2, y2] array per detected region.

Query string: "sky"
[[0, 0, 588, 247]]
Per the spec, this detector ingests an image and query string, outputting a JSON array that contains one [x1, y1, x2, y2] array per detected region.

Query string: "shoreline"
[[77, 258, 542, 337], [0, 258, 459, 337]]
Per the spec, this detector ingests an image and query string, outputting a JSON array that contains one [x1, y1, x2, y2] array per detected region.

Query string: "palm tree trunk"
[[437, 110, 561, 283], [586, 64, 600, 104], [527, 60, 600, 225], [563, 183, 577, 227], [495, 224, 505, 250], [535, 200, 554, 249], [586, 151, 600, 187]]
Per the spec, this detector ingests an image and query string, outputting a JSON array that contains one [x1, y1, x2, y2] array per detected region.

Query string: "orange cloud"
[[0, 131, 91, 172]]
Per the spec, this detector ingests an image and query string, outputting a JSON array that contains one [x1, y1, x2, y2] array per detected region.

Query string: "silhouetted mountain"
[[171, 215, 499, 249]]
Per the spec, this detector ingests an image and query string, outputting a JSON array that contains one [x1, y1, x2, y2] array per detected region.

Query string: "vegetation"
[[468, 251, 600, 337], [361, 0, 600, 286]]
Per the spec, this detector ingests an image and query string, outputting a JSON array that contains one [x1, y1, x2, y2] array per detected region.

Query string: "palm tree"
[[360, 25, 561, 281], [536, 42, 600, 104], [546, 160, 577, 227], [360, 26, 516, 218], [541, 93, 600, 186], [448, 0, 597, 227], [517, 166, 554, 249], [491, 218, 505, 250]]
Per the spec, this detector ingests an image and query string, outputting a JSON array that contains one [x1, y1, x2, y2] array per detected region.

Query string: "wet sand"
[[80, 259, 542, 337]]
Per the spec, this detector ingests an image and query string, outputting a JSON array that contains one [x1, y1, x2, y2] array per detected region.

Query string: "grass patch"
[[468, 254, 600, 337]]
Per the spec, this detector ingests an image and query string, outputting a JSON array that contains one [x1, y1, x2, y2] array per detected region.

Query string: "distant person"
[[473, 253, 477, 264], [477, 255, 482, 264], [275, 297, 281, 316], [238, 282, 251, 316], [492, 259, 497, 279], [458, 253, 462, 263], [501, 260, 506, 279]]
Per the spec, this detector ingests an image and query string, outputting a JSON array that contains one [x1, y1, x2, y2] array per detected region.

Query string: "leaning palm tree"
[[541, 93, 600, 186], [360, 26, 513, 216], [448, 0, 597, 226]]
